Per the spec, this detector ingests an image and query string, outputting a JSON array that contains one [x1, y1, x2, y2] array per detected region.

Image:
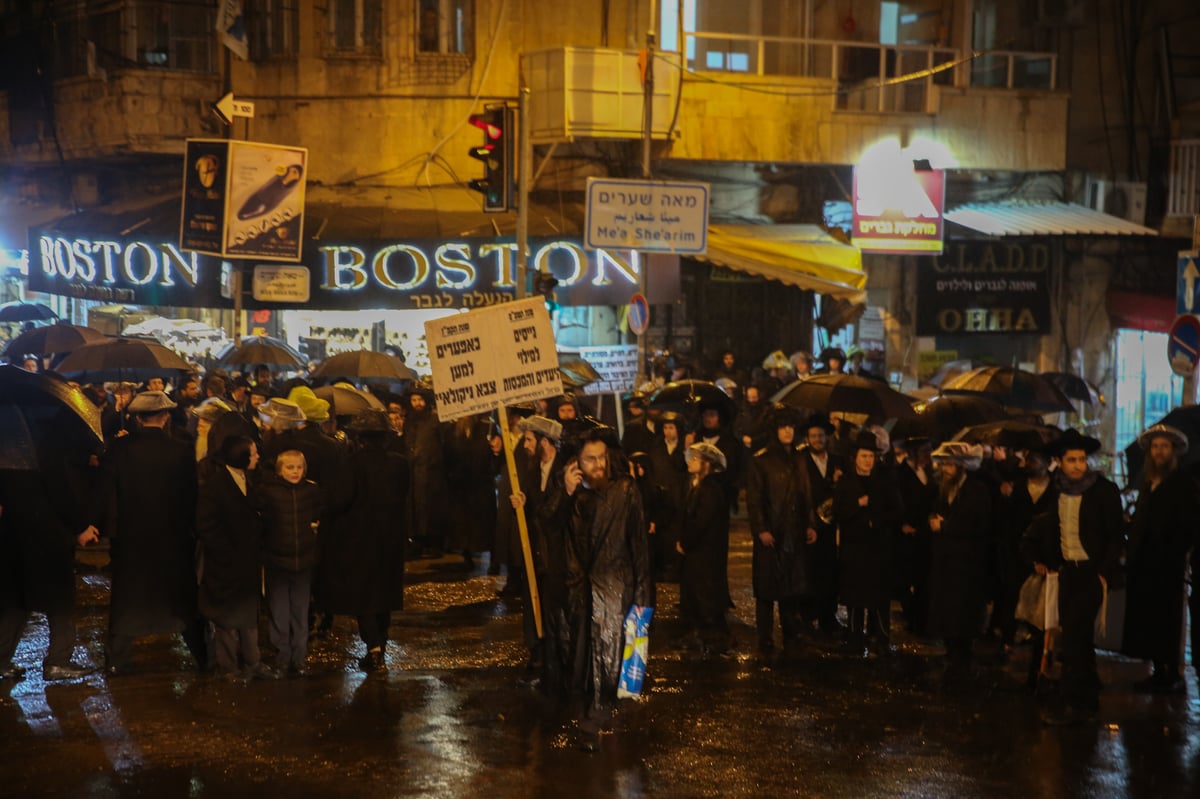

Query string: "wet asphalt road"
[[2, 517, 1199, 799]]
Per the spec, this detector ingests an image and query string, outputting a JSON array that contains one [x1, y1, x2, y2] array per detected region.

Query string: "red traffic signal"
[[466, 104, 513, 213]]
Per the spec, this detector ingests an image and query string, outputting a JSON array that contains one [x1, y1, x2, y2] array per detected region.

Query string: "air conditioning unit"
[[1085, 178, 1147, 225]]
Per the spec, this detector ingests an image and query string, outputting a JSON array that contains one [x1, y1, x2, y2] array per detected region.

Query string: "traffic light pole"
[[516, 86, 531, 300], [636, 20, 657, 386]]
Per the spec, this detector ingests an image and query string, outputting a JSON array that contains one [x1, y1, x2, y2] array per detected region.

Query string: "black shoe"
[[0, 662, 27, 680], [246, 662, 281, 681], [219, 670, 249, 685], [43, 663, 90, 681], [358, 650, 386, 672]]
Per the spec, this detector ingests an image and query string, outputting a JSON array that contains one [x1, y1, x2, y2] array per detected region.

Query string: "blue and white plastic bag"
[[617, 605, 654, 699]]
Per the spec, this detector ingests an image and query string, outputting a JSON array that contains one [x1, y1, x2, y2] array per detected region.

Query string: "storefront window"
[[1113, 328, 1183, 483]]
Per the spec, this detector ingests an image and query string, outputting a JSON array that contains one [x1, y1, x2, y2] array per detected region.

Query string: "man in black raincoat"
[[102, 390, 207, 675], [558, 427, 653, 747], [799, 413, 845, 636], [746, 404, 813, 652], [405, 384, 448, 557], [1122, 424, 1196, 694]]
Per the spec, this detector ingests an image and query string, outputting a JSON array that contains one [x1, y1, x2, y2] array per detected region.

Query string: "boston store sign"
[[28, 231, 675, 310]]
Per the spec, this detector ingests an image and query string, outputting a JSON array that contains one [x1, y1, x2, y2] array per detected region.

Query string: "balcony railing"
[[682, 32, 1056, 113], [1168, 138, 1200, 217]]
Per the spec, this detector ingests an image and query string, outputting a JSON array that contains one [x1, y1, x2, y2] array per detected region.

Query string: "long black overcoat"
[[1122, 468, 1196, 662], [680, 473, 731, 627], [196, 466, 263, 629], [834, 468, 903, 608], [565, 474, 654, 713], [320, 442, 410, 615], [926, 475, 994, 640], [104, 427, 199, 637], [746, 442, 812, 600]]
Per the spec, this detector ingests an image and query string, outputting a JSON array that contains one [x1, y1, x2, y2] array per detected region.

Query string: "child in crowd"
[[258, 449, 322, 677]]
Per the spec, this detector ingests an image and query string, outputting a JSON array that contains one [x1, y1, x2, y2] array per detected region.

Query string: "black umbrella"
[[649, 379, 738, 425], [1123, 407, 1200, 483], [310, 350, 416, 382], [4, 323, 106, 357], [941, 366, 1075, 413], [890, 394, 1011, 443], [0, 365, 103, 469], [0, 301, 58, 323], [771, 373, 917, 421], [952, 420, 1062, 452], [924, 358, 987, 388], [216, 335, 307, 369], [558, 354, 603, 390], [54, 336, 193, 382], [314, 383, 385, 415], [1041, 372, 1105, 407]]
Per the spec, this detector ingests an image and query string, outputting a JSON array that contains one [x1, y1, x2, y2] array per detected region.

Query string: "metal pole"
[[636, 14, 657, 386], [517, 85, 532, 299]]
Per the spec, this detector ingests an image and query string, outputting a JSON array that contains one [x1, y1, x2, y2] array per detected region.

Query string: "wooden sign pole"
[[496, 407, 543, 638]]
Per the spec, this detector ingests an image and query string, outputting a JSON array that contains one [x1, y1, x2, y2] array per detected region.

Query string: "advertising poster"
[[852, 167, 945, 254], [180, 139, 230, 255], [224, 141, 307, 261]]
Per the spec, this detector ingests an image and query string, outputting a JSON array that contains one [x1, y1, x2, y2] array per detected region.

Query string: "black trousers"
[[107, 617, 208, 671], [756, 597, 802, 645], [357, 611, 391, 651], [265, 567, 311, 669], [212, 624, 261, 675], [0, 606, 76, 667], [1058, 561, 1104, 711]]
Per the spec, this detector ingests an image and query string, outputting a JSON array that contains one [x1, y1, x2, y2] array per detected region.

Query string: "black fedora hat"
[[1044, 428, 1101, 457]]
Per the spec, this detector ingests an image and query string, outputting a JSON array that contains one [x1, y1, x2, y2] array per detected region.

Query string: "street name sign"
[[585, 178, 709, 254], [252, 265, 310, 303], [424, 297, 563, 421]]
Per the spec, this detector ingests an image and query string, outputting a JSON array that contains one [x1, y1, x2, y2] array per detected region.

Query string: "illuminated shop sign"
[[916, 241, 1055, 336], [28, 231, 678, 310], [852, 166, 946, 254]]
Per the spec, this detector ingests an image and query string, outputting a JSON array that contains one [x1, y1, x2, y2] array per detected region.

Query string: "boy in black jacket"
[[259, 449, 322, 676]]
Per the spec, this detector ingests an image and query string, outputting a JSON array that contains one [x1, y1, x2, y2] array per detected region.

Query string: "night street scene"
[[4, 1, 1200, 797]]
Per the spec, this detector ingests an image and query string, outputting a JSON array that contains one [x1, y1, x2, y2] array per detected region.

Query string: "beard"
[[1144, 456, 1176, 484], [585, 472, 610, 492], [939, 470, 964, 497]]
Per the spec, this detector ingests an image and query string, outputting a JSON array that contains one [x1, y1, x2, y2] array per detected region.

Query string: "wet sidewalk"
[[2, 521, 1198, 798]]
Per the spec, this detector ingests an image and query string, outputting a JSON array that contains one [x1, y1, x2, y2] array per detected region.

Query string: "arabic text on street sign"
[[585, 178, 709, 255]]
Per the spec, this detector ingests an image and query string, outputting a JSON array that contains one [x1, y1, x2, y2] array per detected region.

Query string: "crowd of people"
[[1, 343, 1197, 747]]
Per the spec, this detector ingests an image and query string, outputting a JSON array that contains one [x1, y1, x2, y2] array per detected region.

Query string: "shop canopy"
[[697, 224, 867, 302], [944, 201, 1157, 237]]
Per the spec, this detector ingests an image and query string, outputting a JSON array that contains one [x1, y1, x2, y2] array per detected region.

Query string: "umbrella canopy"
[[0, 365, 103, 469], [1123, 406, 1200, 483], [54, 336, 193, 382], [1040, 372, 1105, 407], [771, 373, 917, 421], [952, 420, 1063, 452], [941, 366, 1075, 413], [0, 301, 58, 323], [4, 323, 106, 357], [649, 379, 739, 425], [310, 349, 417, 382], [217, 335, 307, 368], [924, 358, 987, 388], [558, 354, 603, 390], [890, 393, 1011, 443], [314, 383, 386, 416]]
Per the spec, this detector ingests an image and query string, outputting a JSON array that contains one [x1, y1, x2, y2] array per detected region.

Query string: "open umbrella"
[[4, 323, 106, 357], [1040, 372, 1106, 407], [54, 336, 193, 382], [558, 354, 603, 390], [941, 366, 1075, 413], [1123, 406, 1200, 483], [952, 420, 1062, 452], [924, 358, 987, 388], [0, 301, 58, 323], [216, 335, 307, 369], [0, 365, 103, 469], [649, 379, 738, 424], [772, 373, 917, 421], [310, 349, 416, 381], [314, 383, 385, 416], [889, 393, 1011, 443]]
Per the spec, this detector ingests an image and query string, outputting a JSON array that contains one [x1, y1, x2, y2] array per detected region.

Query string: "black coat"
[[443, 417, 500, 553], [746, 442, 812, 600], [926, 475, 993, 640], [648, 438, 688, 560], [834, 468, 903, 608], [620, 416, 658, 458], [680, 473, 730, 627], [197, 466, 263, 629], [1021, 473, 1124, 584], [104, 427, 200, 637], [802, 448, 846, 598], [320, 442, 409, 615], [258, 473, 323, 572], [1122, 468, 1196, 662], [565, 474, 654, 713], [405, 409, 448, 541]]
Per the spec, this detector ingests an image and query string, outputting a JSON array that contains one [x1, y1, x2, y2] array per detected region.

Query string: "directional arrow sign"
[[211, 92, 256, 126]]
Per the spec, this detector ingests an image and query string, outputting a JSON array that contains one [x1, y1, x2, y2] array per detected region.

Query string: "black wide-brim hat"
[[766, 402, 803, 430], [1043, 427, 1101, 457], [803, 411, 836, 434]]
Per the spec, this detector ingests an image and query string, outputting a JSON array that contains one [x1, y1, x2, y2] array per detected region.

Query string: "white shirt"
[[227, 466, 248, 496], [1058, 494, 1087, 560], [810, 451, 829, 478], [540, 458, 553, 492]]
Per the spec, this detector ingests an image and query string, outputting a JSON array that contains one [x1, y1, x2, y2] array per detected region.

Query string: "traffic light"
[[532, 270, 559, 313], [467, 104, 513, 213]]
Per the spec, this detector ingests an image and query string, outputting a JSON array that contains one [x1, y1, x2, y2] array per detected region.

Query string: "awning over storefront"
[[699, 224, 866, 302], [1107, 290, 1175, 334], [945, 201, 1157, 237]]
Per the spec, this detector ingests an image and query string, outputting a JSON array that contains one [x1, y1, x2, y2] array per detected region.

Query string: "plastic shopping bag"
[[617, 605, 654, 699], [1043, 572, 1060, 632], [1014, 572, 1046, 629]]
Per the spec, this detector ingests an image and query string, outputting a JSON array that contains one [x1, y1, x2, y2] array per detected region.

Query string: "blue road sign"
[[628, 293, 649, 336], [1177, 253, 1200, 315], [1168, 314, 1200, 377]]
